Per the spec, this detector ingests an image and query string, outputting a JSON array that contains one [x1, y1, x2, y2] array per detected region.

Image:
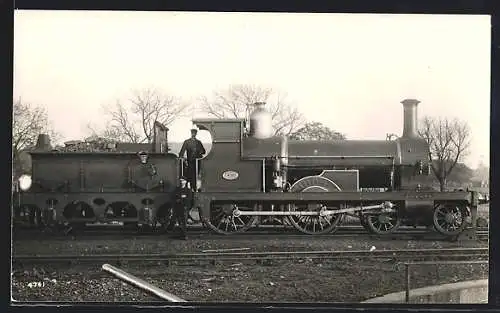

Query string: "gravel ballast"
[[12, 260, 488, 303], [11, 204, 490, 303]]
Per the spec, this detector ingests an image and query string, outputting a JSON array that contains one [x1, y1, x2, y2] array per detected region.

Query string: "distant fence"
[[363, 260, 488, 304], [403, 260, 488, 303]]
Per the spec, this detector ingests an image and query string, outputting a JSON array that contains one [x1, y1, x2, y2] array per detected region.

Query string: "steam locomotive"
[[13, 99, 480, 237]]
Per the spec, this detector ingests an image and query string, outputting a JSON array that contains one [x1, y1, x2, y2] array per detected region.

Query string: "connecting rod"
[[232, 202, 395, 217]]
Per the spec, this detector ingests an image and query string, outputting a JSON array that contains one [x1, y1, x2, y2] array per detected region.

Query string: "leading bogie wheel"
[[432, 203, 468, 236], [204, 203, 258, 235]]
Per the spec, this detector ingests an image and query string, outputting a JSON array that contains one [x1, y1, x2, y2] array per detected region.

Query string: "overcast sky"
[[13, 11, 490, 168]]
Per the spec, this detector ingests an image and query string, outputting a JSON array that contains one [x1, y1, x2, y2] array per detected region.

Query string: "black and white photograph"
[[11, 11, 491, 304]]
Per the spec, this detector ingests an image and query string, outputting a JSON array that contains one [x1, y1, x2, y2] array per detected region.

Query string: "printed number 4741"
[[27, 282, 45, 288]]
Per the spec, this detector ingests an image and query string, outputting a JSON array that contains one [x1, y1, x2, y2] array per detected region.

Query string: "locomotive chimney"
[[35, 134, 52, 151], [401, 99, 420, 138]]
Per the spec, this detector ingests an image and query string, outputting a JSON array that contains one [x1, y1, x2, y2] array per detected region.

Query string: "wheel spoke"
[[236, 216, 245, 226], [318, 219, 324, 231], [206, 204, 257, 235], [214, 211, 225, 221], [216, 219, 224, 229], [288, 204, 343, 235], [320, 215, 332, 226]]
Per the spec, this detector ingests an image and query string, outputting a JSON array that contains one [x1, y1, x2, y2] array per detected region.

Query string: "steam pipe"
[[102, 264, 187, 302], [280, 136, 289, 188]]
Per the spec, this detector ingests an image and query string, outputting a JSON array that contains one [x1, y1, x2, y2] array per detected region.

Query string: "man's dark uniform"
[[172, 179, 193, 239], [179, 129, 206, 190]]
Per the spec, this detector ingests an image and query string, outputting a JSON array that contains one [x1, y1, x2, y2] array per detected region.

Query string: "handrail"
[[102, 264, 187, 302], [404, 260, 488, 303], [281, 155, 395, 159]]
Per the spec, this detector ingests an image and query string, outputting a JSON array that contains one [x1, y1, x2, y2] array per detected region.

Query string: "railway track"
[[13, 247, 488, 266], [13, 225, 489, 242]]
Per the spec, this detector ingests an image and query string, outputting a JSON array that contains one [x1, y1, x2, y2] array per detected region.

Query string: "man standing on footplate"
[[178, 128, 206, 190]]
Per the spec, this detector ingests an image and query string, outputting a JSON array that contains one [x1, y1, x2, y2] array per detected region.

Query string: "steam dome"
[[249, 102, 273, 139]]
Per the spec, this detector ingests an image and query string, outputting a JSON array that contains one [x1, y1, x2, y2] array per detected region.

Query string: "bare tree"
[[89, 88, 190, 143], [12, 98, 60, 175], [418, 116, 471, 191], [289, 122, 346, 141], [199, 84, 305, 136]]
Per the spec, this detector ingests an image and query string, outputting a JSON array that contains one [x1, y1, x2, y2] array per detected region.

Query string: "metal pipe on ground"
[[101, 263, 187, 302]]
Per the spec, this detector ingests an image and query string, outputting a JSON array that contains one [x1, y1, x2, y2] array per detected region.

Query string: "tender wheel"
[[63, 201, 96, 220], [31, 207, 43, 229], [156, 205, 174, 232], [137, 224, 156, 234], [288, 176, 345, 235], [432, 203, 468, 236], [14, 205, 37, 228], [365, 211, 401, 235], [359, 214, 372, 232], [204, 203, 258, 235]]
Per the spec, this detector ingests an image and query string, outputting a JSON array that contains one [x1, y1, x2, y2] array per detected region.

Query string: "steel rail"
[[12, 231, 489, 243], [13, 254, 489, 264], [13, 247, 488, 264], [13, 224, 489, 230], [12, 233, 488, 247], [12, 225, 489, 236], [35, 228, 492, 235], [13, 223, 489, 230], [14, 228, 489, 234]]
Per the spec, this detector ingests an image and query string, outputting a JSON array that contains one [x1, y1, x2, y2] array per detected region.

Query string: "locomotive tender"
[[14, 99, 479, 237], [14, 122, 180, 230]]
